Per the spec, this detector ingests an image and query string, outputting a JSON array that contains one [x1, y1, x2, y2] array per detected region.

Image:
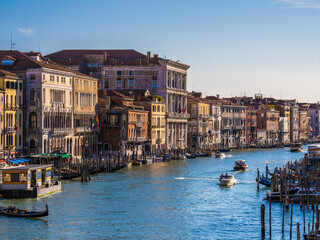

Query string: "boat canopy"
[[235, 159, 246, 162]]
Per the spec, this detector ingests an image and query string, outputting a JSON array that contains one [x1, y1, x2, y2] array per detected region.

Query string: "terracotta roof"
[[0, 50, 74, 73], [45, 49, 161, 66], [0, 69, 20, 79]]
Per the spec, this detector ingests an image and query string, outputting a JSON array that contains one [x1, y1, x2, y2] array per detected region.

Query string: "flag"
[[15, 125, 18, 131], [95, 115, 99, 130], [183, 106, 186, 113]]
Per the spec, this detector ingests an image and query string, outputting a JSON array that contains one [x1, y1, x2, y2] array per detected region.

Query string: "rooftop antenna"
[[10, 33, 16, 51]]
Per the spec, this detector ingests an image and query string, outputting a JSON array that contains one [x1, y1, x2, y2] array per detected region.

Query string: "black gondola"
[[0, 204, 49, 217]]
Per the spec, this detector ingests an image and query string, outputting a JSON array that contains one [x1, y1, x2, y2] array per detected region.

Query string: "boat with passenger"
[[290, 143, 303, 152], [0, 204, 48, 217], [215, 151, 225, 158], [234, 160, 248, 171], [219, 173, 237, 186]]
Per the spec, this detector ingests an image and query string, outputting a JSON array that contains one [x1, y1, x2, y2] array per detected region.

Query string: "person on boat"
[[225, 172, 228, 176], [220, 173, 224, 178]]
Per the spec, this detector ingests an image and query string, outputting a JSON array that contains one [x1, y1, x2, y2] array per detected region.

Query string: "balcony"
[[74, 127, 92, 133], [136, 122, 144, 128], [236, 126, 245, 130], [53, 128, 73, 136], [167, 112, 190, 119], [5, 127, 15, 133], [199, 114, 210, 119], [223, 125, 232, 130]]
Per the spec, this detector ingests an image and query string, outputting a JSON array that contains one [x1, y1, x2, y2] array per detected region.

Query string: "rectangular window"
[[75, 92, 78, 106], [104, 79, 109, 88], [10, 82, 14, 89], [117, 71, 122, 76], [75, 79, 79, 85], [30, 74, 36, 80], [105, 71, 109, 76], [43, 74, 45, 80], [93, 94, 96, 106], [19, 82, 23, 90], [129, 71, 135, 76], [6, 81, 10, 89], [153, 79, 157, 88], [57, 76, 59, 82], [129, 79, 135, 88], [117, 79, 122, 88], [15, 82, 18, 90]]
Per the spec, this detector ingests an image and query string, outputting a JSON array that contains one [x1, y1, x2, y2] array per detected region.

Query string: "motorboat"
[[234, 159, 248, 171], [290, 143, 303, 152], [219, 173, 237, 186], [215, 152, 225, 158]]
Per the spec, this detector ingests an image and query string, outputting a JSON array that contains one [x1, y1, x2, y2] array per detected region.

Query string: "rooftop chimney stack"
[[104, 52, 107, 62], [147, 51, 151, 59], [68, 58, 71, 64], [153, 54, 158, 60]]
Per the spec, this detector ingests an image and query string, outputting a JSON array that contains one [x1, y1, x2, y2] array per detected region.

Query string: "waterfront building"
[[265, 108, 280, 146], [73, 74, 99, 161], [98, 90, 150, 157], [290, 105, 299, 142], [211, 104, 221, 149], [46, 50, 190, 151], [0, 70, 23, 156], [308, 105, 320, 140], [245, 106, 258, 146], [220, 104, 246, 149], [187, 94, 212, 150], [298, 108, 309, 143], [275, 104, 291, 144], [278, 117, 290, 144], [0, 51, 78, 155]]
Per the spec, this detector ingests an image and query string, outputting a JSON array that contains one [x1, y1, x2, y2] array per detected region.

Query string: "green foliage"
[[148, 95, 164, 103]]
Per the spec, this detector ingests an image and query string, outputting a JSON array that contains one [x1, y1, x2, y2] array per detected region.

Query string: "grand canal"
[[0, 146, 315, 239]]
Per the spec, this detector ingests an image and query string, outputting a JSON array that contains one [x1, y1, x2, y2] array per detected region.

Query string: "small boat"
[[132, 161, 142, 166], [304, 229, 320, 240], [290, 143, 303, 152], [195, 152, 209, 157], [265, 188, 320, 202], [0, 205, 48, 218], [215, 152, 225, 158], [153, 156, 163, 162], [162, 154, 172, 161], [186, 153, 196, 159], [219, 173, 237, 186], [234, 159, 248, 171], [219, 148, 231, 152], [259, 177, 271, 187]]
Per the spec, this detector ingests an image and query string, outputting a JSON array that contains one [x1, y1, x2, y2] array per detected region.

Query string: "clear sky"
[[1, 0, 320, 102]]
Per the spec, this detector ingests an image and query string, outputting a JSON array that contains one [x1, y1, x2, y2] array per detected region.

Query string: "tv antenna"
[[10, 34, 16, 50]]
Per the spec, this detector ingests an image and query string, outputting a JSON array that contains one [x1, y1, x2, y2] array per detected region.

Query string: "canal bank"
[[0, 147, 315, 239]]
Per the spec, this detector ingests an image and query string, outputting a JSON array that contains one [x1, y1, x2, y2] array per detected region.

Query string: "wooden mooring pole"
[[269, 199, 272, 238], [297, 222, 300, 240], [290, 200, 293, 240], [261, 204, 265, 238], [282, 201, 285, 235], [257, 169, 260, 190]]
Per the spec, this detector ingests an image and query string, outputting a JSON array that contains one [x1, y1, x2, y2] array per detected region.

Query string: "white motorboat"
[[219, 174, 237, 186], [215, 152, 225, 158], [234, 159, 248, 171]]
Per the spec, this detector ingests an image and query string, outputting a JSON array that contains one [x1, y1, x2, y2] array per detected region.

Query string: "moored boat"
[[186, 153, 196, 159], [132, 161, 142, 166], [265, 188, 320, 202], [234, 159, 248, 171], [219, 173, 237, 186], [0, 205, 48, 217]]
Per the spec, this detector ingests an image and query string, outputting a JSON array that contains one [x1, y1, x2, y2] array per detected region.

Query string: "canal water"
[[0, 147, 315, 239]]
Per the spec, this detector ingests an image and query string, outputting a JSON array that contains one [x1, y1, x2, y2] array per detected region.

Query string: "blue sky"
[[1, 0, 320, 102]]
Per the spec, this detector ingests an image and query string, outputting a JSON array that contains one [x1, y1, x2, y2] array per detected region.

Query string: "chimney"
[[153, 54, 158, 60], [147, 51, 151, 59], [104, 52, 107, 62], [217, 94, 220, 99], [68, 58, 71, 64]]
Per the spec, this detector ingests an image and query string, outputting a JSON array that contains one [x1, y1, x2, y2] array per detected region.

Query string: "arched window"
[[29, 112, 37, 129], [30, 139, 36, 149]]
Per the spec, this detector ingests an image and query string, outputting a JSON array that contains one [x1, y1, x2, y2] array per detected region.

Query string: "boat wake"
[[238, 181, 256, 184], [175, 177, 219, 181]]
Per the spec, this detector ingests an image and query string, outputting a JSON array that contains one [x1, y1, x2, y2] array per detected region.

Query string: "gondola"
[[0, 204, 49, 217]]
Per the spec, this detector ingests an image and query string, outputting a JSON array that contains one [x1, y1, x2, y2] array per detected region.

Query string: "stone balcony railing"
[[167, 112, 190, 119], [5, 127, 16, 133]]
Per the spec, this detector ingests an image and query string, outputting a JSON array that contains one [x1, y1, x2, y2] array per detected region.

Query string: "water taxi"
[[234, 160, 248, 171], [215, 152, 225, 158], [290, 143, 303, 152], [219, 173, 237, 186]]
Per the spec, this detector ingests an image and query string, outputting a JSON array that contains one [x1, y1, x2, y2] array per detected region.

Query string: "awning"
[[6, 159, 19, 164]]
